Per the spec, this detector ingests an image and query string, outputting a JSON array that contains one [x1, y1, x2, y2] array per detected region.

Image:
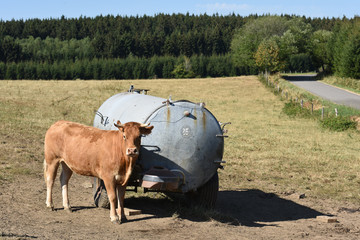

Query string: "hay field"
[[0, 76, 359, 203]]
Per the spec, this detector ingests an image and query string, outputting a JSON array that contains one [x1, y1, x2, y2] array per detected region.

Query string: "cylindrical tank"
[[94, 89, 225, 193]]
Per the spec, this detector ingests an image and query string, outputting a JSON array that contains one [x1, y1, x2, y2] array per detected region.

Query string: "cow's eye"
[[123, 135, 126, 140]]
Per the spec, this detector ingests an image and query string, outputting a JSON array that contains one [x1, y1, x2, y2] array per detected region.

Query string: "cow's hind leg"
[[60, 161, 73, 212], [44, 159, 60, 210]]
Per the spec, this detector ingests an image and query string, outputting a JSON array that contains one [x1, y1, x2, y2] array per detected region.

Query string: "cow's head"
[[114, 121, 153, 157]]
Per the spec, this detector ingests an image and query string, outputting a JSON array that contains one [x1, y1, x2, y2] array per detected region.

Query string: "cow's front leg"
[[103, 179, 119, 223], [116, 185, 127, 223]]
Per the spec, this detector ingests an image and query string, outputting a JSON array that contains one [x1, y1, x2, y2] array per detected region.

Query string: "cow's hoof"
[[64, 207, 72, 213], [46, 205, 54, 211], [111, 219, 120, 224], [110, 216, 120, 224]]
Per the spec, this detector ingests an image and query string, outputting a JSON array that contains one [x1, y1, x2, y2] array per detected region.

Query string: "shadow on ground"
[[53, 206, 97, 212], [123, 189, 323, 227], [282, 74, 317, 81], [216, 190, 323, 226]]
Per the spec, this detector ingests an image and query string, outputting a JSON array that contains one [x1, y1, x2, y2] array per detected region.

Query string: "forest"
[[0, 13, 359, 80]]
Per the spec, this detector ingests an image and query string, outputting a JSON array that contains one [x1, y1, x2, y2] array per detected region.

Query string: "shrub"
[[320, 116, 357, 131], [282, 101, 312, 118]]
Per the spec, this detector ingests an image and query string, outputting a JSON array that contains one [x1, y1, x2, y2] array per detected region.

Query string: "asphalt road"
[[284, 75, 360, 110]]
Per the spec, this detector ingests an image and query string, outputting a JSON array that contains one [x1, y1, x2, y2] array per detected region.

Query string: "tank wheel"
[[93, 178, 110, 209], [186, 172, 219, 209]]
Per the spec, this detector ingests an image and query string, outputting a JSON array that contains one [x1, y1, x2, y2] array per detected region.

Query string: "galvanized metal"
[[93, 89, 224, 193]]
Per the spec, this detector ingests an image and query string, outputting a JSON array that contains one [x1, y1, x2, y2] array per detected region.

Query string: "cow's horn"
[[114, 122, 124, 128], [140, 123, 150, 127]]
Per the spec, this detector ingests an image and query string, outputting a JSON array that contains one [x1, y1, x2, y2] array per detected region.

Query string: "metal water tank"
[[93, 87, 228, 207]]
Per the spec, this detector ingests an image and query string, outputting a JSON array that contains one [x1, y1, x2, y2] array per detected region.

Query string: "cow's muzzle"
[[126, 148, 139, 156]]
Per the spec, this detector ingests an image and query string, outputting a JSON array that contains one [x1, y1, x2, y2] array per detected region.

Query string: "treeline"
[[0, 14, 339, 59], [231, 16, 360, 79], [0, 14, 245, 61], [330, 19, 360, 79], [0, 55, 252, 80], [0, 14, 357, 80]]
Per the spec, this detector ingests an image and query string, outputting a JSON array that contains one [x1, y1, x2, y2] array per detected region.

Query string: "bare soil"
[[1, 173, 360, 240]]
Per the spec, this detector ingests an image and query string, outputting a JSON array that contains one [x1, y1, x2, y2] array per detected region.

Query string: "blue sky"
[[0, 0, 359, 21]]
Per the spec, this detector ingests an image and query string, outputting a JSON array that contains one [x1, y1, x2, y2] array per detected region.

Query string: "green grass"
[[320, 115, 357, 131], [0, 77, 360, 204], [321, 76, 360, 95]]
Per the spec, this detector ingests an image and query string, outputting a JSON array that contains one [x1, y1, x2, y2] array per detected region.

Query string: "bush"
[[171, 63, 195, 78], [282, 101, 312, 118], [320, 116, 357, 131], [171, 57, 196, 78]]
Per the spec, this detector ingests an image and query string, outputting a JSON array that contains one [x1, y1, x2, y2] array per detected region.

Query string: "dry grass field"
[[1, 76, 360, 239], [1, 76, 359, 201]]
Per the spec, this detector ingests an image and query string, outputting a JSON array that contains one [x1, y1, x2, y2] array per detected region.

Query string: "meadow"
[[1, 76, 360, 204]]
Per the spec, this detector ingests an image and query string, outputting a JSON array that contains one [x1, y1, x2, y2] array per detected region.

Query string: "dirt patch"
[[1, 174, 360, 240]]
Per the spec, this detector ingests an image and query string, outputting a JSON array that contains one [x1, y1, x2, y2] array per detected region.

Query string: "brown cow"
[[44, 120, 153, 223]]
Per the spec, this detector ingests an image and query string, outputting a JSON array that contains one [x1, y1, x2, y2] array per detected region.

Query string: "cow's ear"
[[140, 125, 154, 135], [114, 120, 124, 131]]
